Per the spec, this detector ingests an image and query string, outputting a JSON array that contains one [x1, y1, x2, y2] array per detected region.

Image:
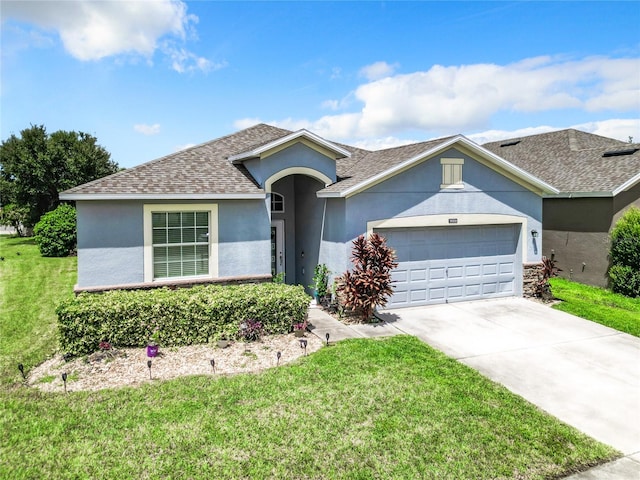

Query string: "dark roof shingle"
[[483, 129, 640, 194]]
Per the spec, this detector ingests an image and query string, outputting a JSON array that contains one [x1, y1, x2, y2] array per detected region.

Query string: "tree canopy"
[[0, 125, 119, 227]]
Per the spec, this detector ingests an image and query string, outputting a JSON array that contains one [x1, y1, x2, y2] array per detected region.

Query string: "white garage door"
[[378, 224, 521, 308]]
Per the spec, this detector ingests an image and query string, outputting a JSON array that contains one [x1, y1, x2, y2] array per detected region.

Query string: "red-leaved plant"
[[336, 233, 398, 322]]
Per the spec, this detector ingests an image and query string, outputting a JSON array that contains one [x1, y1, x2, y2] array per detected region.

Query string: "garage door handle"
[[445, 267, 448, 278]]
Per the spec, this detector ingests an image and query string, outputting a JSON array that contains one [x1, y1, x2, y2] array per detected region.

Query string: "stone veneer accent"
[[523, 262, 544, 298], [74, 274, 272, 295]]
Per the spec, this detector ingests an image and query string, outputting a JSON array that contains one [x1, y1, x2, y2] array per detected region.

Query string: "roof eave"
[[612, 171, 640, 196], [59, 193, 266, 201], [228, 129, 351, 163], [544, 191, 613, 199]]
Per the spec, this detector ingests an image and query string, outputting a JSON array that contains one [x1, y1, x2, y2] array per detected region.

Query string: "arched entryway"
[[268, 173, 326, 292]]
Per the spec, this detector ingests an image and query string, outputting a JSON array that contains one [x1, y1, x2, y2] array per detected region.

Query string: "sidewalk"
[[305, 304, 640, 480]]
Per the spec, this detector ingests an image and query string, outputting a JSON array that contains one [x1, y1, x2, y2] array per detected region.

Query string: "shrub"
[[336, 233, 398, 322], [609, 207, 640, 297], [33, 204, 76, 257], [608, 265, 640, 298], [309, 263, 330, 299], [56, 283, 311, 356]]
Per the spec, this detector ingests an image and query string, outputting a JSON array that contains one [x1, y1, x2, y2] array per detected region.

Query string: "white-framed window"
[[143, 204, 218, 282], [440, 158, 464, 189], [271, 192, 284, 213]]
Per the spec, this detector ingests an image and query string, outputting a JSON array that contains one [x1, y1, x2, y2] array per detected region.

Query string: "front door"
[[271, 219, 285, 277]]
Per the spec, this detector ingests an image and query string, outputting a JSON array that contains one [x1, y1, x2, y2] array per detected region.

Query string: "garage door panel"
[[380, 224, 521, 307], [466, 264, 481, 277], [410, 269, 427, 281]]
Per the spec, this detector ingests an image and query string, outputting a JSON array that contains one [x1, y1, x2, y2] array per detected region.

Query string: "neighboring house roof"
[[61, 123, 559, 200], [483, 129, 640, 196]]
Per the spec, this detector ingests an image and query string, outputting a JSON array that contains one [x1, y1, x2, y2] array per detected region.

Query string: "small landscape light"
[[276, 351, 282, 366], [147, 360, 152, 380], [325, 332, 330, 346], [18, 363, 25, 380], [299, 339, 308, 356], [210, 358, 216, 374], [61, 372, 68, 393]]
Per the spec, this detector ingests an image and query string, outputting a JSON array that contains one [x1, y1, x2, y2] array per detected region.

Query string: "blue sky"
[[2, 1, 639, 168]]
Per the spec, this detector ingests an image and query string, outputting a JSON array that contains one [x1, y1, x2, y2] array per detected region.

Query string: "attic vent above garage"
[[602, 148, 639, 157], [500, 140, 521, 147]]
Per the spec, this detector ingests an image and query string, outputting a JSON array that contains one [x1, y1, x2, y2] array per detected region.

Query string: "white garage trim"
[[367, 214, 528, 263]]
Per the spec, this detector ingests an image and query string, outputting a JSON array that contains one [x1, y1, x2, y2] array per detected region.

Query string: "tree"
[[608, 207, 640, 297], [0, 204, 29, 236], [336, 233, 398, 322], [0, 125, 118, 227]]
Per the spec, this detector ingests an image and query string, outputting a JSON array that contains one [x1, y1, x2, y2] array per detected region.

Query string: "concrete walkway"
[[306, 298, 640, 479]]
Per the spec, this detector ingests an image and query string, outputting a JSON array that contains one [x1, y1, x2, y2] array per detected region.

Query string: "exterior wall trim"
[[367, 213, 529, 263], [228, 129, 351, 163], [60, 193, 265, 201], [264, 167, 333, 192], [143, 203, 219, 283]]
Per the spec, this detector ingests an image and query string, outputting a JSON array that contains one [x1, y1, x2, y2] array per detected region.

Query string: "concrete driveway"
[[376, 297, 640, 457]]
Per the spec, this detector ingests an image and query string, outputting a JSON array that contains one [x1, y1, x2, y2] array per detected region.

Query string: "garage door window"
[[441, 158, 464, 189]]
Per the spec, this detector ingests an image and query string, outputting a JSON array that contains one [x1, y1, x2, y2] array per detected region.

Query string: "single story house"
[[484, 130, 640, 288], [60, 124, 558, 308]]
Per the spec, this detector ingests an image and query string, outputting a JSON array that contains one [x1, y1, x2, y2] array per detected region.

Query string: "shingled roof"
[[61, 124, 293, 198], [483, 129, 640, 195], [63, 123, 591, 200]]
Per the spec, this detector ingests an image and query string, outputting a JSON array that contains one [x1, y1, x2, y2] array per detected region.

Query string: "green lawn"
[[0, 237, 619, 478], [1, 336, 617, 479], [0, 236, 77, 385], [549, 277, 640, 337]]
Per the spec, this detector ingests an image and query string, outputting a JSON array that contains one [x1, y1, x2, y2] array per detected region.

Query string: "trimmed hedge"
[[56, 283, 311, 356]]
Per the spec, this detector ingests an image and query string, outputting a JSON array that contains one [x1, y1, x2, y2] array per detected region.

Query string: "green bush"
[[608, 265, 640, 298], [56, 283, 311, 356], [33, 204, 77, 257], [609, 207, 640, 297]]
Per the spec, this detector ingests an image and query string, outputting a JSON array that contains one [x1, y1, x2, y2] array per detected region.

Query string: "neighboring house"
[[484, 129, 640, 288], [60, 124, 558, 308]]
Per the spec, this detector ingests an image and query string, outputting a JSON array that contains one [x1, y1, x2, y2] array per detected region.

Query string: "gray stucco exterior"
[[76, 199, 270, 288]]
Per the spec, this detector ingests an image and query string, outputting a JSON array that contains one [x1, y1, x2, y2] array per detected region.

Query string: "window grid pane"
[[152, 210, 209, 280]]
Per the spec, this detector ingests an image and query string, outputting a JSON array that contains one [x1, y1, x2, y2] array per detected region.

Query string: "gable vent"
[[500, 140, 521, 147], [602, 148, 639, 157]]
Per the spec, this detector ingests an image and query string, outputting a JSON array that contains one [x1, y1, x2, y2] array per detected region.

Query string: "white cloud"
[[570, 118, 640, 143], [359, 61, 399, 81], [3, 0, 219, 73], [174, 143, 196, 152], [468, 119, 640, 145], [321, 100, 340, 111], [134, 123, 161, 135], [352, 136, 418, 151], [233, 118, 263, 130], [251, 55, 639, 141]]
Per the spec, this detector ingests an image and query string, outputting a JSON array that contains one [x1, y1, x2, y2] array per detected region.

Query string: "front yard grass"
[[1, 335, 618, 479], [0, 236, 76, 385], [549, 277, 640, 337]]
